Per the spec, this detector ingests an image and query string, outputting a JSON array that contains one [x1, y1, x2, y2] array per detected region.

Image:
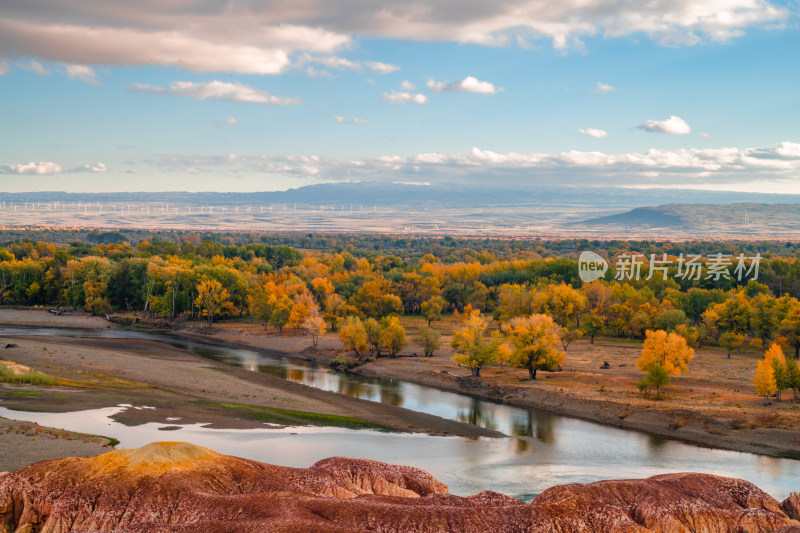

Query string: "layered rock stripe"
[[1, 442, 800, 532]]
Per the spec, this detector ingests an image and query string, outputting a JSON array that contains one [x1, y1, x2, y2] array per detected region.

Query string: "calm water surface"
[[0, 326, 797, 501]]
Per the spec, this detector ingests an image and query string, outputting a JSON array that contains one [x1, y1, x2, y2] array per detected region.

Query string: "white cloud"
[[296, 54, 400, 76], [0, 61, 9, 76], [0, 161, 107, 174], [226, 116, 239, 125], [2, 161, 62, 174], [427, 76, 501, 94], [400, 80, 416, 91], [593, 82, 615, 93], [130, 81, 300, 105], [334, 115, 371, 125], [638, 115, 692, 135], [364, 61, 401, 74], [17, 60, 49, 75], [184, 168, 200, 174], [578, 128, 608, 138], [699, 132, 712, 138], [382, 91, 429, 105], [76, 162, 107, 173], [64, 64, 99, 86]]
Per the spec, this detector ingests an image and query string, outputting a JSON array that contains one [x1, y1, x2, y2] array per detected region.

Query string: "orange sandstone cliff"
[[1, 441, 799, 532]]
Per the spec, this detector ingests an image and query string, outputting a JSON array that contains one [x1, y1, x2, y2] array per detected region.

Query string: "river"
[[0, 326, 797, 502]]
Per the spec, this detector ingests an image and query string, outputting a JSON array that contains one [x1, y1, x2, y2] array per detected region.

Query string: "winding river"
[[0, 326, 798, 502]]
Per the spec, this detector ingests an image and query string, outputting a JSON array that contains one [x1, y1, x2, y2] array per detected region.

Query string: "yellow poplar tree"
[[303, 312, 326, 347], [502, 313, 563, 380], [764, 343, 788, 400], [381, 316, 407, 357], [451, 309, 502, 377], [194, 279, 232, 326], [755, 355, 778, 404], [637, 329, 694, 376], [339, 316, 368, 359]]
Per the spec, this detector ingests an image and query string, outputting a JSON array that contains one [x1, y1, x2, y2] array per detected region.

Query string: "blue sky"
[[1, 0, 798, 193]]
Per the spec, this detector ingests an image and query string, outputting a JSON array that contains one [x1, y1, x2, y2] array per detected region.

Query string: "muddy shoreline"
[[168, 327, 800, 459], [2, 308, 799, 462]]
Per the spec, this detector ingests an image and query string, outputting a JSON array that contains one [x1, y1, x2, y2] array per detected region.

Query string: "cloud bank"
[[141, 141, 800, 191], [1, 161, 107, 175], [0, 0, 788, 74]]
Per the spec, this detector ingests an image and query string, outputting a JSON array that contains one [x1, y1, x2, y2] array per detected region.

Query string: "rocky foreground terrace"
[[2, 442, 800, 532]]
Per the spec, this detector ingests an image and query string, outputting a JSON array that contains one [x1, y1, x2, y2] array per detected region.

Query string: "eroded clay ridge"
[[1, 441, 799, 532]]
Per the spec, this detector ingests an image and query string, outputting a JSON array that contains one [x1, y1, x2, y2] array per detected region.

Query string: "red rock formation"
[[0, 441, 797, 533]]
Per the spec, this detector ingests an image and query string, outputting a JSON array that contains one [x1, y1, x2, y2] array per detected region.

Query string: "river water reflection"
[[0, 326, 798, 501]]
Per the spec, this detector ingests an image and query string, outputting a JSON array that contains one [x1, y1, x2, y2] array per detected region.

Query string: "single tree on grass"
[[559, 327, 582, 351], [636, 364, 671, 398], [339, 316, 368, 359], [719, 331, 746, 359], [416, 325, 441, 357], [636, 329, 694, 397], [754, 354, 777, 405], [502, 314, 563, 380], [451, 309, 502, 377], [765, 343, 789, 401], [381, 316, 407, 357], [303, 312, 326, 347], [637, 329, 694, 376], [581, 311, 605, 344], [364, 317, 384, 358]]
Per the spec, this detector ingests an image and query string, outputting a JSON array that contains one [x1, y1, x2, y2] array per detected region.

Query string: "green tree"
[[719, 331, 746, 359], [655, 309, 688, 331], [778, 313, 800, 358], [581, 311, 605, 344], [421, 295, 445, 326], [416, 325, 441, 357], [636, 364, 671, 398]]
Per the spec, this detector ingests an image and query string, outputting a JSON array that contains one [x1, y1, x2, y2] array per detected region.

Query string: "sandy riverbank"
[[0, 310, 500, 471], [2, 307, 800, 466]]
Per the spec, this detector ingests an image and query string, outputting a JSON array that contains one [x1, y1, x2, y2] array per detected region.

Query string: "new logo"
[[578, 251, 608, 283]]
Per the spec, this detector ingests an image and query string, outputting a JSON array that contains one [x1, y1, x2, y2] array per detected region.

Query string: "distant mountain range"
[[580, 203, 800, 234], [2, 182, 800, 209]]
